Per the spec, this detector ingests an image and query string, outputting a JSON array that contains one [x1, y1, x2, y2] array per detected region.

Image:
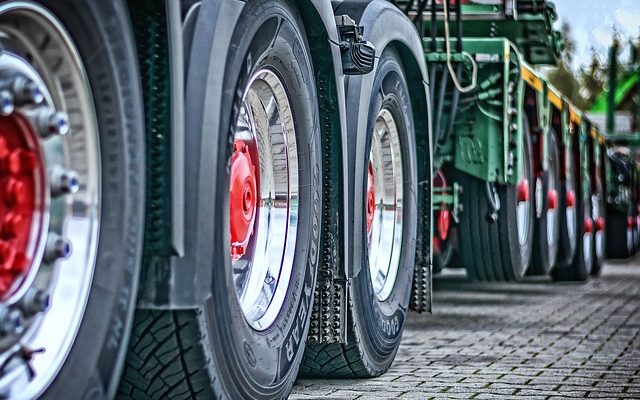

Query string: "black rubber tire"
[[118, 1, 322, 398], [556, 136, 578, 268], [552, 150, 592, 281], [433, 234, 454, 274], [459, 120, 534, 282], [531, 132, 560, 275], [300, 49, 417, 378], [17, 1, 146, 399], [591, 180, 605, 276], [606, 207, 634, 259]]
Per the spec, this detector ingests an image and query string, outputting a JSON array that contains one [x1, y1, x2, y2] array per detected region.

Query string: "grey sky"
[[552, 0, 640, 69]]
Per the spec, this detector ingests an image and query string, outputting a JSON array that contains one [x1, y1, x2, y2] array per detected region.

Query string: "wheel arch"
[[334, 0, 432, 295]]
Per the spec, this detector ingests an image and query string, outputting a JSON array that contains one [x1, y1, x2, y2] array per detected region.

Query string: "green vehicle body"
[[395, 0, 606, 232]]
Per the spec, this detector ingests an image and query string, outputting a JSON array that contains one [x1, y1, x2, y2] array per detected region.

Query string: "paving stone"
[[292, 258, 640, 399]]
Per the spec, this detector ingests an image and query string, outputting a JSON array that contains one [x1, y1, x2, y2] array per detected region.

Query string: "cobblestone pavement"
[[292, 256, 640, 399]]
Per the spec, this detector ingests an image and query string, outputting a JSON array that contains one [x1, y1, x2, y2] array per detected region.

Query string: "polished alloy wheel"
[[565, 151, 577, 247], [0, 3, 100, 397], [592, 194, 604, 260], [516, 158, 531, 249], [367, 108, 403, 302], [546, 171, 559, 258], [229, 69, 298, 331], [582, 202, 593, 271]]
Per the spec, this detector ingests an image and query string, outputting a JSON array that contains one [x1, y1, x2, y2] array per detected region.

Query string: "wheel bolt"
[[19, 288, 51, 316], [11, 77, 44, 106], [0, 308, 23, 335], [50, 166, 79, 197], [44, 234, 72, 263], [0, 90, 14, 116], [31, 108, 69, 138]]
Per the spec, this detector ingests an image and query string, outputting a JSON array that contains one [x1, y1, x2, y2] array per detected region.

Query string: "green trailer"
[[396, 0, 609, 284]]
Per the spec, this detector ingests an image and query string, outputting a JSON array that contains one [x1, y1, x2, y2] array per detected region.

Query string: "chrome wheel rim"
[[592, 194, 604, 260], [516, 151, 531, 248], [230, 69, 298, 331], [565, 153, 577, 247], [367, 108, 403, 302], [546, 165, 559, 259], [0, 3, 100, 398], [582, 202, 592, 270]]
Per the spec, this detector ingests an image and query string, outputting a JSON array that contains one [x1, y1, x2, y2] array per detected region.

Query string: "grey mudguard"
[[138, 0, 349, 309], [336, 0, 433, 285]]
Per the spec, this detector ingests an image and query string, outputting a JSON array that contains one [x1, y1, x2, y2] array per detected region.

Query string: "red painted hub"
[[366, 161, 375, 237], [434, 171, 451, 242], [0, 115, 44, 296], [516, 179, 530, 203], [566, 189, 576, 208], [433, 237, 441, 255], [547, 189, 558, 210], [584, 218, 593, 235], [595, 217, 605, 232], [229, 139, 258, 261]]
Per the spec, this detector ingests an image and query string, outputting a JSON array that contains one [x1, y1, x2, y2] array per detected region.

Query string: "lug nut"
[[19, 288, 51, 316], [44, 234, 72, 264], [0, 307, 23, 335], [30, 108, 69, 138], [50, 166, 79, 197], [11, 77, 44, 106], [0, 90, 14, 116]]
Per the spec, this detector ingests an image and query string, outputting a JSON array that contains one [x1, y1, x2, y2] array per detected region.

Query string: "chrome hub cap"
[[367, 109, 403, 302], [0, 3, 100, 398], [230, 69, 298, 331]]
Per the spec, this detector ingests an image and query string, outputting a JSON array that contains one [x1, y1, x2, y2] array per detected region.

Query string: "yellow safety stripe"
[[521, 65, 543, 92], [569, 108, 581, 125], [548, 90, 563, 110]]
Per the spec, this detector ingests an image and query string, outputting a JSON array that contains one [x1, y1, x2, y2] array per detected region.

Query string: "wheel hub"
[[517, 179, 530, 203], [0, 115, 45, 296], [434, 171, 451, 242], [584, 218, 593, 234], [566, 189, 576, 208], [547, 189, 558, 210], [594, 217, 605, 232], [366, 161, 375, 237], [229, 139, 257, 261]]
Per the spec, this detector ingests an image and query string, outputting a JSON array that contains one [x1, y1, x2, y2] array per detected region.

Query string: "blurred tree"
[[546, 22, 588, 109], [579, 50, 605, 107]]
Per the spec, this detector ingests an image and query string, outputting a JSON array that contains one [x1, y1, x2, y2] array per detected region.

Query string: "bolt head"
[[0, 91, 14, 116], [12, 77, 44, 106], [44, 234, 72, 263]]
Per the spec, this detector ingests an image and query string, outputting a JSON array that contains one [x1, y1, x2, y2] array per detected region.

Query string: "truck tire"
[[459, 120, 534, 281], [552, 151, 592, 281], [118, 1, 322, 398], [532, 132, 560, 275], [0, 1, 145, 399], [606, 208, 634, 258], [556, 138, 578, 268], [301, 49, 417, 378]]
